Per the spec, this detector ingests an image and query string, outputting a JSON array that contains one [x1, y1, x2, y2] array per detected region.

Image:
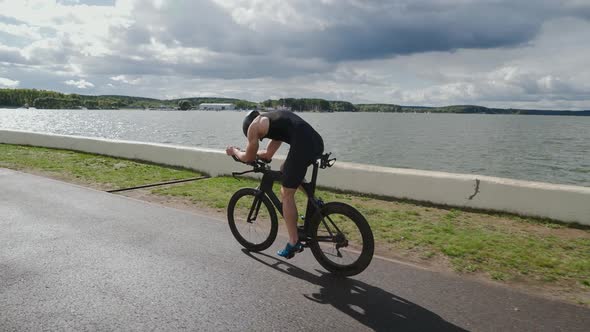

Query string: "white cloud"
[[0, 0, 589, 109], [139, 38, 210, 64], [0, 43, 29, 64], [110, 75, 141, 85], [0, 22, 42, 40], [213, 0, 327, 31], [64, 79, 94, 88], [0, 77, 19, 87], [0, 0, 129, 60]]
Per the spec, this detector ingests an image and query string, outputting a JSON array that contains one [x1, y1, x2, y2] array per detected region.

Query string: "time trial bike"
[[228, 153, 374, 276]]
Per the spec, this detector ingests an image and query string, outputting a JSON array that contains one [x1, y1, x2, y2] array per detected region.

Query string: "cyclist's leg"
[[278, 147, 310, 257], [281, 148, 308, 239], [280, 186, 298, 245]]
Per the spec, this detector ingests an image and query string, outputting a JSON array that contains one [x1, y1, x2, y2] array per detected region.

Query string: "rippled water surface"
[[1, 108, 589, 186]]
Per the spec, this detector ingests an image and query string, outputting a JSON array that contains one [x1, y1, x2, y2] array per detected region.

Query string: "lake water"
[[1, 108, 589, 187]]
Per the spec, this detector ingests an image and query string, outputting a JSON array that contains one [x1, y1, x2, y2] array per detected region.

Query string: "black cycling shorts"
[[282, 129, 324, 189]]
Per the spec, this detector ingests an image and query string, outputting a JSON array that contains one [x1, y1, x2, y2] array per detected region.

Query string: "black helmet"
[[242, 110, 260, 137]]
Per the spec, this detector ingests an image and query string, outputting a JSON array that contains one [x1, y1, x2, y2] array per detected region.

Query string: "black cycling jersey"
[[259, 111, 324, 188], [259, 110, 302, 144]]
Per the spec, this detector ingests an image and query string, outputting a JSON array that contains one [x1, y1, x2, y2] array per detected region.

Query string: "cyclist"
[[226, 110, 324, 258]]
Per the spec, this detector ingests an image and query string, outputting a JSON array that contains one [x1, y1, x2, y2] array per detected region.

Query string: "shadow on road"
[[242, 250, 466, 332]]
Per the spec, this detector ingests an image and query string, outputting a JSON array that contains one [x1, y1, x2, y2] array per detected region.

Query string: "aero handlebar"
[[231, 155, 272, 177], [230, 152, 335, 178]]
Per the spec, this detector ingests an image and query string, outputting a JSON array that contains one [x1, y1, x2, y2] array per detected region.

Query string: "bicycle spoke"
[[315, 212, 364, 266], [231, 191, 275, 248], [326, 215, 344, 235], [320, 215, 335, 237]]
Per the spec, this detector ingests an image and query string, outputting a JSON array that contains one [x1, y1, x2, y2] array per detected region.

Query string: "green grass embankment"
[[0, 144, 199, 190], [1, 143, 589, 305]]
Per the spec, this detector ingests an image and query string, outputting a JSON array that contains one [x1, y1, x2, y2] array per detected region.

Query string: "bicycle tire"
[[227, 188, 278, 251], [309, 202, 374, 276]]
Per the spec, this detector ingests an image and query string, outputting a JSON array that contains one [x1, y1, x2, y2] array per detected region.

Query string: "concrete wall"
[[1, 129, 589, 225]]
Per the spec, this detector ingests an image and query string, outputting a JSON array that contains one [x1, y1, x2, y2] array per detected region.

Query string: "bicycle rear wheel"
[[227, 188, 278, 251], [309, 202, 374, 276]]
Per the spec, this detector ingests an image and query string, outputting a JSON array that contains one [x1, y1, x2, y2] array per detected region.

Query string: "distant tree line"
[[356, 104, 403, 112], [262, 98, 331, 112], [0, 89, 517, 113], [396, 105, 589, 115], [1, 89, 69, 108], [0, 89, 132, 109], [261, 98, 357, 112], [33, 97, 81, 109], [2, 88, 588, 115]]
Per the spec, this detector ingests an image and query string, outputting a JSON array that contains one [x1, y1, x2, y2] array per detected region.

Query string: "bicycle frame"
[[255, 160, 323, 239], [232, 153, 339, 244], [230, 153, 374, 276]]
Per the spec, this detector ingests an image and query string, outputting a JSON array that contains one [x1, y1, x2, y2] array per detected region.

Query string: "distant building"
[[199, 103, 235, 110]]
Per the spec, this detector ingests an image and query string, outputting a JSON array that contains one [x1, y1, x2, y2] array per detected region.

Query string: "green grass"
[[153, 176, 590, 287], [2, 143, 590, 296], [153, 177, 590, 284], [152, 176, 250, 209], [0, 144, 200, 189]]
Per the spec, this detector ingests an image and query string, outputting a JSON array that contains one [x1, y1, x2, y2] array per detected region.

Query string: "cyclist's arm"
[[258, 140, 281, 160], [234, 124, 259, 163]]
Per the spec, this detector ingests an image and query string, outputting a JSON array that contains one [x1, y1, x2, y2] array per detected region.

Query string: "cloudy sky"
[[0, 0, 589, 109]]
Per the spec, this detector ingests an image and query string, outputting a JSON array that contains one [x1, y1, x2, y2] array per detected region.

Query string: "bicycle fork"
[[246, 194, 264, 223]]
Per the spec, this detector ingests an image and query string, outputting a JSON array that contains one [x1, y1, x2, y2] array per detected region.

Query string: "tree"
[[33, 97, 82, 109], [357, 104, 402, 112], [330, 101, 357, 112], [83, 100, 99, 109], [235, 100, 257, 110], [178, 100, 192, 110]]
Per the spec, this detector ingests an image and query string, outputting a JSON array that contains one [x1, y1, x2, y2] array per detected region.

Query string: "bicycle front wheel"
[[227, 188, 278, 251], [309, 202, 374, 276]]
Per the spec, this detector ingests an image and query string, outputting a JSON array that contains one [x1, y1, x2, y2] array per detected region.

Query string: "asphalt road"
[[1, 168, 589, 331]]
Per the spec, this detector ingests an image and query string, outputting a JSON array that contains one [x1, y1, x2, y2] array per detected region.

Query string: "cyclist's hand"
[[225, 146, 238, 156], [226, 147, 244, 163]]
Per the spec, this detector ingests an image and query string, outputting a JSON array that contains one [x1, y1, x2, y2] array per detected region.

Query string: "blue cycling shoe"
[[277, 241, 304, 259]]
